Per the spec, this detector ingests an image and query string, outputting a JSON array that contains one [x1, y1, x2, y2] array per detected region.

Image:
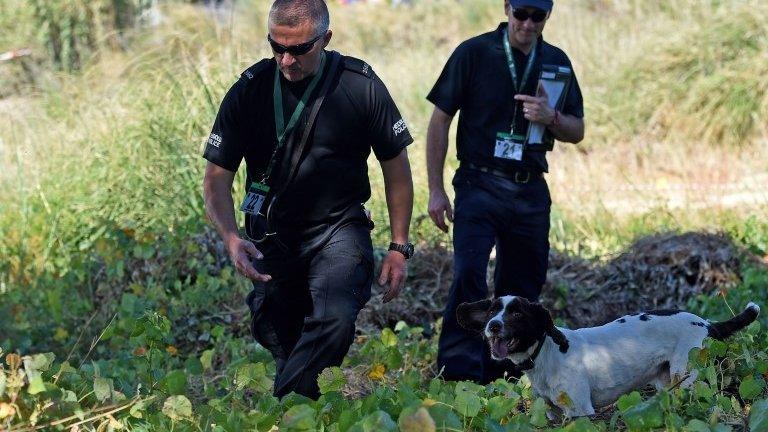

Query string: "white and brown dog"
[[457, 296, 760, 418]]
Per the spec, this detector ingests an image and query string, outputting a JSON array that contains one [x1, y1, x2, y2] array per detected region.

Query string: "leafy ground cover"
[[1, 274, 767, 431]]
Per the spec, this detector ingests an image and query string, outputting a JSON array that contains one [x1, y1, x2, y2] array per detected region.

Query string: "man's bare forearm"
[[427, 108, 453, 193], [380, 149, 413, 244], [547, 113, 584, 144], [203, 162, 240, 245]]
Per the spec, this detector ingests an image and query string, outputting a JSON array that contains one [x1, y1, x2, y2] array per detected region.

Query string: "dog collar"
[[516, 334, 547, 371]]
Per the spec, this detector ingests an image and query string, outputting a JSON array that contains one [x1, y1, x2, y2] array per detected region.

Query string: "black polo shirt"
[[427, 23, 584, 173], [203, 51, 413, 252]]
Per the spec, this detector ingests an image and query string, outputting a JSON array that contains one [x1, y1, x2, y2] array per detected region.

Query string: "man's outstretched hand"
[[428, 188, 454, 233], [227, 237, 271, 282], [378, 251, 407, 303]]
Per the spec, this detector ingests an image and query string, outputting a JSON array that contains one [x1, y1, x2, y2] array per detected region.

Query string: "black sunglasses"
[[512, 8, 548, 23], [267, 33, 324, 56]]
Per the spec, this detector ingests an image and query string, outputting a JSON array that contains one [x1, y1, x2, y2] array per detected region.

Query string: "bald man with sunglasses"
[[202, 0, 414, 399], [427, 0, 585, 383]]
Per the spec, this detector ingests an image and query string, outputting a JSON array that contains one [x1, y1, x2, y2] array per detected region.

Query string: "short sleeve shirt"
[[203, 52, 413, 250], [427, 23, 584, 173]]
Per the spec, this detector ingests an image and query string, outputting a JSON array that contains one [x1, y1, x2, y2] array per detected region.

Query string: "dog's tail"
[[708, 302, 760, 340]]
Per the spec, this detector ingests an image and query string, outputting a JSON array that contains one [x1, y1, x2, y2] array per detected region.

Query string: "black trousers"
[[246, 223, 374, 399], [437, 167, 551, 383]]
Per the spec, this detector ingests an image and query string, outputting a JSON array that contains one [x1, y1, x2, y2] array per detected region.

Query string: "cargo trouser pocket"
[[246, 285, 286, 359], [351, 244, 374, 308]]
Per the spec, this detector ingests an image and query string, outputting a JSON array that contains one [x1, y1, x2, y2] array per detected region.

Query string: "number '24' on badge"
[[494, 132, 525, 161]]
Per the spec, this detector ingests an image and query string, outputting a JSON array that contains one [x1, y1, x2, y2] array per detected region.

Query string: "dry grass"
[[1, 0, 767, 277]]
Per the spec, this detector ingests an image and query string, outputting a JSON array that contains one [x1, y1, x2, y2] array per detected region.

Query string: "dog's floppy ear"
[[531, 302, 569, 353], [457, 299, 493, 333]]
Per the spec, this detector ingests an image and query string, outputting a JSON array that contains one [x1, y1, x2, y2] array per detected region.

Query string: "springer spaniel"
[[457, 295, 760, 418]]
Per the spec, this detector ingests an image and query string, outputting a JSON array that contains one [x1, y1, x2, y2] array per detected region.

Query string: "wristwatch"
[[388, 242, 415, 259]]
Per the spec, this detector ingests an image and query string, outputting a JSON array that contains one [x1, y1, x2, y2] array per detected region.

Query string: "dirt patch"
[[357, 231, 762, 332]]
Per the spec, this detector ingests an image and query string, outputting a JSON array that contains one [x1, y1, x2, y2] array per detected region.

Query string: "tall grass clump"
[[584, 0, 768, 146]]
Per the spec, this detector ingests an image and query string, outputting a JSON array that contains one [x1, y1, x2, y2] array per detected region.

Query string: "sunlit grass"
[[1, 0, 767, 289]]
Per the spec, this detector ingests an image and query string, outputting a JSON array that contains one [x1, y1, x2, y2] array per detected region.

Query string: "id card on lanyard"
[[495, 28, 537, 162], [240, 53, 327, 217]]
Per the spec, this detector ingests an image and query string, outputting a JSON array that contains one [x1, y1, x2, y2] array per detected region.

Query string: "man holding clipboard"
[[426, 0, 584, 383]]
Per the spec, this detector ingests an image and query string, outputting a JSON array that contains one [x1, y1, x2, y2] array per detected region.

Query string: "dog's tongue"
[[491, 339, 508, 358]]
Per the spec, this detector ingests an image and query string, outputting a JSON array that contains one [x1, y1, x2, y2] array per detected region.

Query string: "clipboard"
[[527, 64, 572, 145]]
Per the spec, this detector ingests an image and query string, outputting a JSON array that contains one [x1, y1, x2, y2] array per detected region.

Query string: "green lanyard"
[[262, 52, 327, 183], [502, 28, 538, 93], [503, 29, 537, 134]]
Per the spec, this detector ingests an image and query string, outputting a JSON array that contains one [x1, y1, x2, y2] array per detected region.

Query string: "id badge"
[[494, 132, 525, 161], [240, 182, 270, 216]]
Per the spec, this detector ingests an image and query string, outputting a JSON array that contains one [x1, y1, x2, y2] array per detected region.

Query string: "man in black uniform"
[[202, 0, 415, 399], [426, 0, 584, 383]]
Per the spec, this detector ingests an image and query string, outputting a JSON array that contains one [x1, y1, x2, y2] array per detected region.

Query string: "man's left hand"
[[514, 84, 555, 125], [378, 251, 407, 303]]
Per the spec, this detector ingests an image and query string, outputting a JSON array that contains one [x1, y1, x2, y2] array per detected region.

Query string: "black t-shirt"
[[427, 23, 584, 173], [203, 51, 413, 252]]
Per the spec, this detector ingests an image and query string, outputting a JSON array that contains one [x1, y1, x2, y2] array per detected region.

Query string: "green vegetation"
[[1, 0, 768, 430]]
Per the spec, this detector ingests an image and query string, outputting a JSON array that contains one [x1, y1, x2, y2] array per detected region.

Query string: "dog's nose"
[[488, 320, 502, 334]]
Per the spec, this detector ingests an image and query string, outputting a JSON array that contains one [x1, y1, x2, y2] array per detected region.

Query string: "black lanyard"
[[503, 29, 537, 134], [261, 52, 327, 183]]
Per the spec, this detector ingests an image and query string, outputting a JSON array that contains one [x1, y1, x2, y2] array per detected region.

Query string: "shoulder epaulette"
[[239, 58, 273, 82], [342, 56, 375, 79]]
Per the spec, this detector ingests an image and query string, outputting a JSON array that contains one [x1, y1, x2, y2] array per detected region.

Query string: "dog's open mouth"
[[489, 337, 517, 359]]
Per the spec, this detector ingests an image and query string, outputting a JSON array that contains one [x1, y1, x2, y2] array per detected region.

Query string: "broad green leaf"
[[505, 415, 535, 431], [738, 375, 765, 401], [705, 365, 718, 387], [454, 389, 482, 418], [94, 377, 113, 402], [686, 419, 711, 432], [749, 399, 768, 432], [318, 367, 346, 395], [62, 390, 77, 402], [398, 407, 435, 432], [200, 349, 214, 370], [528, 397, 548, 428], [23, 353, 55, 373], [385, 349, 403, 369], [162, 370, 187, 395], [426, 405, 462, 431], [185, 357, 203, 375], [234, 362, 272, 393], [564, 417, 600, 432], [617, 391, 643, 412], [622, 398, 663, 431], [357, 410, 397, 432], [338, 409, 359, 432], [487, 394, 519, 420], [281, 404, 317, 431], [257, 413, 280, 432], [27, 372, 46, 395], [483, 417, 505, 432], [162, 395, 193, 421], [381, 328, 398, 347], [454, 382, 484, 418], [709, 340, 727, 357], [694, 381, 715, 400]]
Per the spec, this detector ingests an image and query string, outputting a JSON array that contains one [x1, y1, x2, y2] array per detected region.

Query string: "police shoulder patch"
[[239, 58, 273, 82], [342, 56, 375, 79]]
